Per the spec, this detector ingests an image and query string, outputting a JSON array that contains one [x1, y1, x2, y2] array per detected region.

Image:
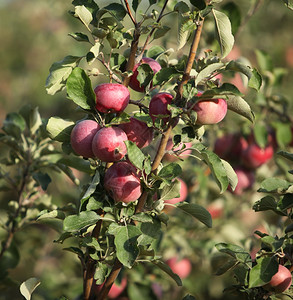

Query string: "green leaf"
[[63, 211, 100, 232], [212, 9, 234, 59], [37, 210, 65, 220], [253, 196, 285, 215], [177, 18, 196, 51], [215, 243, 250, 264], [176, 202, 212, 228], [226, 96, 254, 123], [57, 156, 94, 174], [221, 159, 238, 192], [68, 32, 90, 43], [114, 225, 141, 268], [153, 26, 171, 40], [253, 123, 268, 149], [132, 0, 140, 12], [201, 149, 229, 193], [211, 252, 238, 276], [190, 0, 206, 10], [66, 67, 96, 110], [258, 178, 291, 193], [103, 3, 127, 21], [86, 42, 100, 65], [150, 260, 182, 286], [131, 213, 153, 223], [46, 55, 82, 95], [248, 68, 262, 91], [125, 140, 145, 170], [255, 49, 273, 72], [273, 122, 292, 148], [278, 194, 293, 211], [20, 278, 41, 300], [283, 0, 293, 10], [153, 67, 180, 86], [222, 2, 241, 35], [94, 262, 109, 285], [146, 45, 165, 59], [46, 117, 74, 142], [278, 150, 293, 162], [2, 112, 26, 138], [158, 163, 182, 182], [32, 172, 51, 191], [137, 219, 161, 246], [74, 5, 93, 32], [136, 64, 154, 89], [249, 257, 278, 288], [29, 107, 42, 135], [194, 62, 224, 86], [80, 171, 100, 211], [160, 179, 181, 201]]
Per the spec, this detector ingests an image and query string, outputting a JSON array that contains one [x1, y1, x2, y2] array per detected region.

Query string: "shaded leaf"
[[151, 260, 182, 286], [125, 140, 145, 170], [68, 32, 90, 43], [216, 243, 250, 264], [226, 96, 254, 123]]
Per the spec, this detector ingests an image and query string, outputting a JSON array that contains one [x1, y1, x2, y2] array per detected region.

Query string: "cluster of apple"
[[70, 57, 230, 205], [214, 131, 274, 195]]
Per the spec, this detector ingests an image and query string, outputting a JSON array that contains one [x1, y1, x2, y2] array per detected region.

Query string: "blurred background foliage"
[[0, 0, 293, 299]]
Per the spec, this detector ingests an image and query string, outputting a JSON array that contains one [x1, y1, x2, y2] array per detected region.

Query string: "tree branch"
[[124, 0, 136, 25]]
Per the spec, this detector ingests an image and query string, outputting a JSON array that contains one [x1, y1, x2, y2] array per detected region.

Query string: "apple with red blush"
[[118, 117, 154, 148], [94, 83, 130, 113], [190, 91, 227, 125], [129, 57, 161, 92], [166, 257, 192, 279], [92, 126, 128, 162], [70, 119, 101, 158], [265, 265, 292, 294], [207, 201, 224, 219], [149, 92, 174, 125], [104, 161, 142, 203]]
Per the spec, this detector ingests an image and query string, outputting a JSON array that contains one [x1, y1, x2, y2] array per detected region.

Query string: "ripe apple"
[[118, 117, 154, 148], [266, 265, 292, 293], [104, 161, 142, 203], [241, 142, 274, 169], [229, 167, 255, 195], [92, 127, 128, 162], [207, 201, 224, 219], [129, 57, 161, 92], [70, 119, 101, 158], [214, 133, 248, 162], [166, 257, 192, 279], [149, 92, 174, 124], [164, 178, 188, 205], [191, 92, 227, 125], [94, 83, 130, 113], [164, 138, 192, 161]]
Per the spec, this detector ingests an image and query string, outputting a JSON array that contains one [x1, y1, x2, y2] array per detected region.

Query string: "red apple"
[[241, 142, 274, 169], [92, 127, 128, 162], [70, 119, 101, 158], [164, 178, 188, 205], [191, 92, 227, 125], [166, 257, 192, 279], [104, 161, 142, 203], [229, 167, 255, 195], [118, 117, 154, 148], [164, 138, 192, 161], [266, 265, 292, 293], [214, 133, 248, 162], [149, 92, 174, 124], [94, 83, 130, 113], [207, 201, 224, 219], [129, 57, 161, 92]]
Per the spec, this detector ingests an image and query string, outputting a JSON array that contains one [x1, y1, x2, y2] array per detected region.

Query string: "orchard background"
[[0, 0, 293, 300]]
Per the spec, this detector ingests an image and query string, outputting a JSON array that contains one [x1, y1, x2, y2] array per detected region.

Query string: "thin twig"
[[137, 0, 170, 62], [124, 0, 136, 25]]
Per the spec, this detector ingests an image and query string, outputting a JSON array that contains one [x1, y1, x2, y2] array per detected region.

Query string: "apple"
[[207, 201, 224, 219], [94, 83, 130, 113], [266, 265, 292, 293], [214, 133, 248, 162], [164, 138, 192, 161], [164, 178, 188, 205], [229, 167, 255, 195], [118, 117, 154, 148], [285, 46, 293, 68], [166, 257, 192, 279], [92, 127, 128, 162], [241, 142, 274, 169], [70, 119, 101, 158], [191, 92, 227, 125], [149, 92, 174, 124], [129, 57, 161, 92], [104, 161, 142, 203]]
